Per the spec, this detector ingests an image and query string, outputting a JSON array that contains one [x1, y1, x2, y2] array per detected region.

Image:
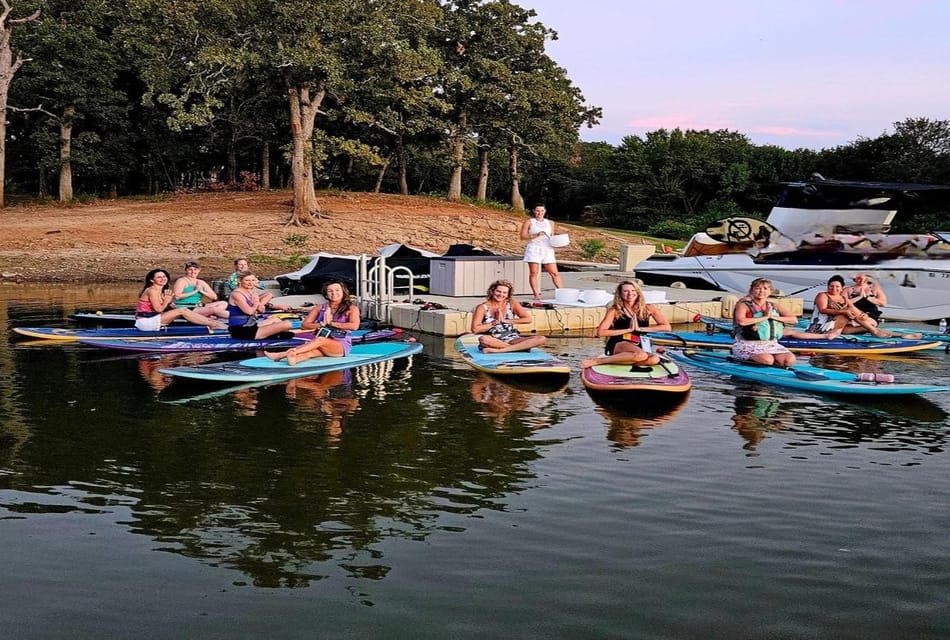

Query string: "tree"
[[125, 0, 443, 225], [11, 0, 125, 201], [0, 0, 40, 207]]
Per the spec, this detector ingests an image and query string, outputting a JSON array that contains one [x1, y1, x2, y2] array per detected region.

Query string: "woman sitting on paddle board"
[[134, 268, 228, 332], [226, 271, 295, 340], [580, 280, 671, 369], [471, 279, 546, 354], [172, 261, 229, 320], [264, 280, 360, 366], [808, 275, 919, 339], [732, 278, 797, 367]]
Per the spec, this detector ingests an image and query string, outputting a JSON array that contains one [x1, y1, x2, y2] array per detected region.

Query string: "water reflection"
[[731, 393, 796, 451], [469, 374, 565, 429], [725, 386, 949, 453], [284, 370, 359, 442], [588, 391, 688, 448]]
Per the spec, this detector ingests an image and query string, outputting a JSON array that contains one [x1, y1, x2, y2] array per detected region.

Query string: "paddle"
[[722, 354, 829, 381], [651, 347, 682, 378]]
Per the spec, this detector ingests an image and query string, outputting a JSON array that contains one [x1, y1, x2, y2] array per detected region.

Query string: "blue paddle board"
[[454, 333, 570, 380], [668, 349, 950, 396], [650, 331, 940, 355], [159, 341, 423, 383]]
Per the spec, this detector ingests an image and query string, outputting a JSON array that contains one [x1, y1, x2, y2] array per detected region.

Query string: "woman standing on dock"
[[520, 204, 563, 303]]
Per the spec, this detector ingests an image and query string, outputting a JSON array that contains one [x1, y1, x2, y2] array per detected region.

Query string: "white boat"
[[633, 177, 950, 321]]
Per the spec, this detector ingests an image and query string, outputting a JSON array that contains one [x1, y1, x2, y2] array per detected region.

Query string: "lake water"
[[2, 285, 949, 639]]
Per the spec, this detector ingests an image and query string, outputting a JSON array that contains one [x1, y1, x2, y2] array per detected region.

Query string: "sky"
[[529, 0, 949, 150]]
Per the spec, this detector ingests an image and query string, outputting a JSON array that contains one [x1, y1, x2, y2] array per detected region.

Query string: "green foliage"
[[647, 219, 695, 241], [283, 233, 308, 249], [578, 239, 606, 260]]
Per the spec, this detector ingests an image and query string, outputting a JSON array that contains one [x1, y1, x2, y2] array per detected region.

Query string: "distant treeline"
[[4, 2, 949, 234]]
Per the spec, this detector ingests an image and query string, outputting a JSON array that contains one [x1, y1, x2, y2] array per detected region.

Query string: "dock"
[[273, 260, 804, 338]]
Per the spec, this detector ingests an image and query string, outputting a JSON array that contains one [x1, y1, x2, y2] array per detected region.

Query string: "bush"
[[579, 238, 606, 260], [647, 219, 694, 240]]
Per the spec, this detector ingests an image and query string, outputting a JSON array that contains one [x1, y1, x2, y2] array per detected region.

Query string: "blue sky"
[[530, 1, 949, 150]]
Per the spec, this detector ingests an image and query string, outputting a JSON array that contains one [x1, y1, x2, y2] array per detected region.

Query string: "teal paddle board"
[[650, 331, 940, 354], [668, 349, 950, 396], [454, 333, 570, 381], [159, 341, 423, 383]]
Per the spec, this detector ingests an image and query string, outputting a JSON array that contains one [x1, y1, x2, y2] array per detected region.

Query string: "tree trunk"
[[0, 6, 41, 208], [397, 142, 409, 195], [286, 82, 325, 225], [59, 104, 74, 201], [509, 145, 524, 211], [227, 131, 237, 183], [261, 142, 270, 190], [372, 157, 389, 193], [446, 112, 467, 202], [476, 147, 489, 201], [37, 167, 46, 197]]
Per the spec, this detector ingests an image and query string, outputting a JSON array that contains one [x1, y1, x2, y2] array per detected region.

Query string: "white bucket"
[[643, 290, 667, 304], [549, 233, 570, 248], [554, 288, 580, 303], [579, 289, 612, 305]]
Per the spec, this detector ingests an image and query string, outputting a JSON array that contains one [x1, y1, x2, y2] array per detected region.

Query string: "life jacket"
[[734, 299, 784, 341]]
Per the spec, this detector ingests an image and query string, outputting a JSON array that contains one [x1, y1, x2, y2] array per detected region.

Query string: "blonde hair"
[[487, 279, 515, 299], [611, 280, 648, 319], [748, 278, 772, 293]]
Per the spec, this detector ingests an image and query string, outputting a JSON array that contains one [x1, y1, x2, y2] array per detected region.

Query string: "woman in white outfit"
[[520, 204, 564, 302]]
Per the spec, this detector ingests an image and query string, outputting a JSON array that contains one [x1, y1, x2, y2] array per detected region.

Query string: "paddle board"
[[70, 310, 304, 325], [454, 333, 570, 380], [649, 331, 940, 355], [581, 358, 691, 394], [14, 317, 309, 342], [668, 349, 950, 396], [14, 325, 231, 341], [159, 341, 423, 383], [77, 328, 402, 352], [698, 314, 950, 344]]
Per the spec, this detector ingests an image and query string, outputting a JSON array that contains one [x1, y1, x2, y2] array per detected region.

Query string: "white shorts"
[[135, 315, 163, 332], [523, 244, 556, 264]]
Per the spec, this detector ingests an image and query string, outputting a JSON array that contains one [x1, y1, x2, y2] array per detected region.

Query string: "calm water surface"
[[2, 285, 949, 639]]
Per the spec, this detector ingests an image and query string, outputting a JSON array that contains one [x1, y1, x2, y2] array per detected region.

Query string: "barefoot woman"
[[471, 279, 546, 354], [580, 280, 670, 369], [265, 281, 359, 366]]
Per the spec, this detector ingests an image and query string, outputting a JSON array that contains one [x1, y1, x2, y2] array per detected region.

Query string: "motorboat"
[[633, 177, 950, 321]]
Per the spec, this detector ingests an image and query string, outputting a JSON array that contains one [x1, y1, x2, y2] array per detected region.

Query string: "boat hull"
[[635, 254, 950, 321]]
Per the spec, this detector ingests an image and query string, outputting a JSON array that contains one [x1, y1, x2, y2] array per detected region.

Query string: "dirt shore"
[[0, 191, 641, 283]]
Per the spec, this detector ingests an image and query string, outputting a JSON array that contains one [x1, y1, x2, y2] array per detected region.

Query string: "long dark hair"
[[141, 268, 171, 295], [322, 280, 354, 318]]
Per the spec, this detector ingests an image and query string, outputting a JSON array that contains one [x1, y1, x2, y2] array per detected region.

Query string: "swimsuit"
[[604, 311, 651, 355], [731, 299, 790, 360], [314, 303, 354, 355], [482, 302, 521, 343], [177, 282, 202, 309], [227, 292, 259, 339]]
